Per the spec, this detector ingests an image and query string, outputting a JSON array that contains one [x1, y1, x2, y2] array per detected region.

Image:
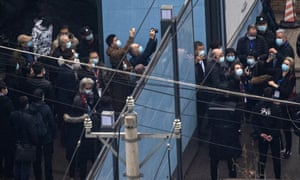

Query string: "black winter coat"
[[252, 101, 282, 138], [55, 64, 77, 109], [258, 30, 275, 49], [129, 38, 157, 67], [236, 35, 268, 66], [208, 100, 242, 160], [28, 101, 56, 144], [0, 95, 14, 147], [273, 41, 294, 69], [10, 110, 38, 145], [272, 70, 296, 100], [23, 76, 54, 104]]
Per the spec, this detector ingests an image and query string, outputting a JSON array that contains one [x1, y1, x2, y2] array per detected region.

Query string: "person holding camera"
[[129, 28, 157, 75], [105, 28, 135, 112], [51, 24, 79, 55], [267, 29, 294, 76]]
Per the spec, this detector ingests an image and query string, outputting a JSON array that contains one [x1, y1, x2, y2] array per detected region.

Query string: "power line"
[[0, 44, 299, 109]]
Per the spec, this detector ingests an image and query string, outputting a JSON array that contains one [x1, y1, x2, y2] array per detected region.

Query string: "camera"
[[150, 27, 158, 33], [268, 53, 275, 59]]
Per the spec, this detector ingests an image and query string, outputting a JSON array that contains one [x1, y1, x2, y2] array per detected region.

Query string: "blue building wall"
[[95, 1, 198, 179], [102, 0, 206, 65]]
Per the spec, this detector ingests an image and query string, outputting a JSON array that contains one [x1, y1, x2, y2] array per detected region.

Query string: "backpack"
[[29, 109, 47, 138]]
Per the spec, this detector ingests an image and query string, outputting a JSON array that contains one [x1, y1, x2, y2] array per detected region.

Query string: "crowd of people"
[[195, 15, 299, 180], [0, 17, 157, 180], [0, 6, 299, 180]]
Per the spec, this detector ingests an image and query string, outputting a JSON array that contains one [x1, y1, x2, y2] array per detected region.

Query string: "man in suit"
[[194, 41, 208, 136]]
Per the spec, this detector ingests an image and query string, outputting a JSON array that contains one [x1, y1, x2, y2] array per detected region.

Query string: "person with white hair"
[[267, 29, 294, 75], [63, 77, 112, 180]]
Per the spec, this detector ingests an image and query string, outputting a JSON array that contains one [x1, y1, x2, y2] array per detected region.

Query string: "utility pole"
[[171, 17, 183, 180], [84, 96, 181, 179], [124, 97, 140, 180]]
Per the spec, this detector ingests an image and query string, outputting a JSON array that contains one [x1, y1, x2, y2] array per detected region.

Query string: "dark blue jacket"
[[130, 38, 157, 67]]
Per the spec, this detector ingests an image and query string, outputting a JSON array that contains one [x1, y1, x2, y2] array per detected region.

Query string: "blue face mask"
[[226, 56, 235, 62], [247, 58, 255, 65], [235, 69, 243, 77], [276, 38, 283, 46], [257, 25, 267, 32], [85, 33, 94, 41], [92, 58, 99, 65], [66, 41, 72, 49], [26, 41, 33, 47], [281, 64, 289, 72], [16, 63, 20, 70], [116, 40, 122, 48], [138, 46, 144, 54], [219, 56, 225, 63]]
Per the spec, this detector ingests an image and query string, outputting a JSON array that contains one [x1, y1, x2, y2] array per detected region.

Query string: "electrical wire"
[[4, 64, 298, 132], [62, 128, 85, 180], [137, 123, 289, 162], [0, 0, 299, 176], [153, 124, 176, 180], [92, 0, 158, 112], [0, 44, 299, 110]]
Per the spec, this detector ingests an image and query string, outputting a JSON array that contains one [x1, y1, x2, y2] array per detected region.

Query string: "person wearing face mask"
[[52, 34, 72, 58], [194, 41, 209, 137], [105, 28, 135, 112], [106, 28, 135, 70], [268, 29, 294, 75], [55, 49, 78, 125], [243, 53, 272, 121], [23, 63, 54, 109], [194, 41, 207, 85], [255, 16, 275, 49], [6, 34, 35, 106], [207, 82, 242, 180], [78, 51, 107, 98], [268, 57, 296, 159], [51, 24, 79, 54], [236, 24, 268, 67], [11, 34, 35, 76], [77, 26, 100, 61], [224, 48, 238, 77], [63, 77, 112, 180], [206, 48, 226, 89], [129, 28, 157, 74]]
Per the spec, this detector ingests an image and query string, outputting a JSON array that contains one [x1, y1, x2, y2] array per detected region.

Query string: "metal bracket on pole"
[[84, 97, 181, 180]]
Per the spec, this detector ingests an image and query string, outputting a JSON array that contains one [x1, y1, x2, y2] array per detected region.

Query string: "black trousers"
[[0, 145, 14, 178], [210, 158, 236, 180], [33, 142, 54, 180], [258, 137, 281, 179]]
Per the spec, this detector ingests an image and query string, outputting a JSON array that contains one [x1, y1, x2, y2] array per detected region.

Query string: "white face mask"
[[219, 56, 225, 63], [116, 40, 122, 48], [84, 89, 92, 94]]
